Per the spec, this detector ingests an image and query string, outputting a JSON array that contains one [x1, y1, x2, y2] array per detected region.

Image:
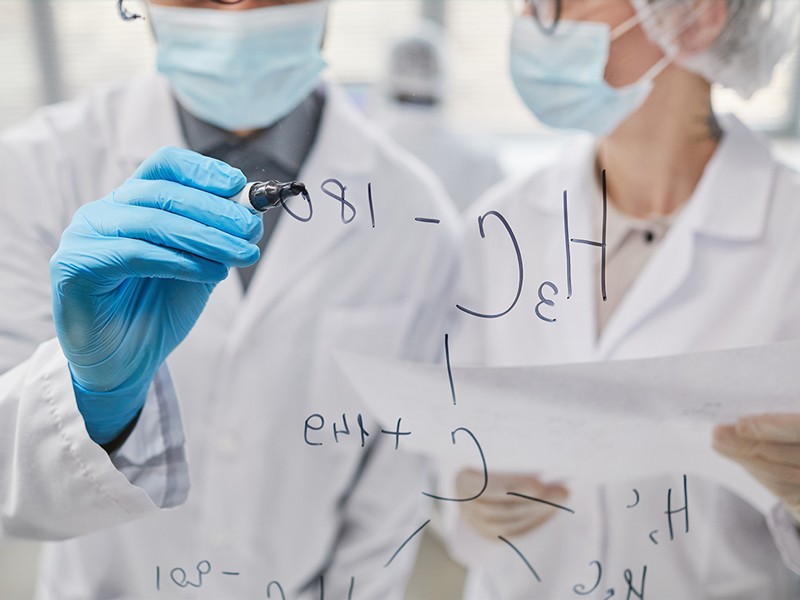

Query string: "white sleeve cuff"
[[109, 365, 189, 509], [4, 339, 178, 540], [767, 502, 800, 575]]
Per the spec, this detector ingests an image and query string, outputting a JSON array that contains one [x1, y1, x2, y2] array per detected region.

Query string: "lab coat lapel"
[[596, 218, 695, 358], [597, 115, 776, 358], [229, 84, 377, 343], [114, 74, 187, 174]]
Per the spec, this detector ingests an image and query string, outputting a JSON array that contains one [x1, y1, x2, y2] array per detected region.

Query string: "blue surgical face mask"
[[509, 16, 669, 136], [148, 2, 328, 131]]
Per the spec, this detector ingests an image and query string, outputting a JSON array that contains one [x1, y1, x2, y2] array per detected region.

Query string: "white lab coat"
[[446, 116, 800, 598], [0, 74, 460, 599]]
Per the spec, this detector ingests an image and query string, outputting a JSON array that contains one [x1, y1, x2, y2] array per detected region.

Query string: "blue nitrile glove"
[[50, 147, 262, 445]]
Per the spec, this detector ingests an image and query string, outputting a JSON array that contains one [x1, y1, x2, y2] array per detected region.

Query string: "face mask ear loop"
[[608, 11, 670, 84], [612, 4, 694, 84], [641, 54, 671, 83], [610, 13, 642, 41]]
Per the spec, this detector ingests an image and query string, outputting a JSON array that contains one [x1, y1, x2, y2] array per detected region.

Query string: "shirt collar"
[[177, 87, 325, 177], [603, 198, 676, 258]]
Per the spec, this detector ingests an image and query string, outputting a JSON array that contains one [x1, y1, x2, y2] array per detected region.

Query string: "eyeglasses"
[[528, 0, 562, 34], [117, 0, 248, 21]]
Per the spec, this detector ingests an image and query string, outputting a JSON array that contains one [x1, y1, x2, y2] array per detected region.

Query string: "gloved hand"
[[713, 414, 800, 524], [50, 146, 262, 445], [456, 468, 569, 539]]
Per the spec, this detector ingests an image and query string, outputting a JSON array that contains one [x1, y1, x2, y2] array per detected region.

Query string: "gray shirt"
[[176, 90, 325, 290]]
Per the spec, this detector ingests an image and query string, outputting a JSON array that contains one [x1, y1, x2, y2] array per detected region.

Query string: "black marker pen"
[[230, 180, 307, 213]]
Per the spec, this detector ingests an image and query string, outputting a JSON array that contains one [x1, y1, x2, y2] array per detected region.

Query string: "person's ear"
[[673, 0, 727, 59]]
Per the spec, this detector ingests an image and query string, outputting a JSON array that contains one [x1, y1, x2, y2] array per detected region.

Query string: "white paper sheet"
[[336, 341, 800, 513]]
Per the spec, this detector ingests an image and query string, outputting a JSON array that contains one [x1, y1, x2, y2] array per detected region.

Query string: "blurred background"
[[4, 0, 800, 169], [2, 0, 800, 597]]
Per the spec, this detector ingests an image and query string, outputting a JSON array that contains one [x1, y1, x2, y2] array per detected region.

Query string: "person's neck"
[[232, 128, 260, 138], [597, 67, 721, 219]]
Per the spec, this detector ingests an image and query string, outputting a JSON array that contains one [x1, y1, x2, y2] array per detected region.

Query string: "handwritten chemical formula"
[[153, 475, 688, 598], [278, 169, 611, 327], [98, 163, 718, 600], [281, 169, 697, 600]]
